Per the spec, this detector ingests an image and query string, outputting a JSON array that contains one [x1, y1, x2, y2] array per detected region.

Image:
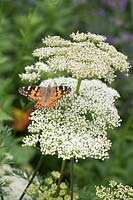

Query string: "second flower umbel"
[[23, 77, 121, 161]]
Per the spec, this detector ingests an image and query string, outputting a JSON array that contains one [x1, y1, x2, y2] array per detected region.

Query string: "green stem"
[[70, 79, 82, 200], [76, 79, 82, 94], [56, 159, 66, 194], [70, 158, 74, 200], [1, 195, 4, 200], [19, 154, 43, 200]]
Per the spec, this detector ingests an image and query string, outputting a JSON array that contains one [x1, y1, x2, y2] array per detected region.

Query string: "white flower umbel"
[[23, 77, 121, 160], [96, 180, 133, 200], [19, 61, 49, 83], [19, 31, 130, 83]]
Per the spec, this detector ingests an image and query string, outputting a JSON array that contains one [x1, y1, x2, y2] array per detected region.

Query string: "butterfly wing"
[[19, 85, 71, 109], [19, 86, 41, 101], [19, 86, 45, 108], [46, 86, 71, 108]]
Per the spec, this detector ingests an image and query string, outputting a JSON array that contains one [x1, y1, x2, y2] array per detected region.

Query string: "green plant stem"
[[56, 159, 66, 194], [70, 158, 74, 200], [70, 79, 82, 200], [1, 195, 4, 200], [19, 154, 43, 200], [76, 79, 81, 94]]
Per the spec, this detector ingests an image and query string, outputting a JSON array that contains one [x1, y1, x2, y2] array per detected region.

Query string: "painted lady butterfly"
[[19, 85, 71, 108]]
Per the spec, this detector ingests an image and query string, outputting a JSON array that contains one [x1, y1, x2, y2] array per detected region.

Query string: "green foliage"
[[5, 136, 36, 164], [0, 78, 14, 123], [0, 126, 36, 165], [0, 164, 32, 199], [0, 180, 7, 197], [0, 126, 12, 163]]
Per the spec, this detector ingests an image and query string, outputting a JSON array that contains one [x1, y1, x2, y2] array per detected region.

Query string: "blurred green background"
[[0, 0, 133, 198]]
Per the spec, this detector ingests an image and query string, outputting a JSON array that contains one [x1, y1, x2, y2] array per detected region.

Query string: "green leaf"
[[0, 109, 13, 121], [10, 146, 36, 164]]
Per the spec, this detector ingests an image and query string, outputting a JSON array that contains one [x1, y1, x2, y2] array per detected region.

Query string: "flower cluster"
[[20, 32, 130, 83], [96, 180, 133, 200], [19, 61, 49, 83], [26, 170, 79, 200], [23, 77, 121, 160]]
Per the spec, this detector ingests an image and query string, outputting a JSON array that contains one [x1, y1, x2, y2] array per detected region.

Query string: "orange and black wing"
[[19, 86, 44, 109], [47, 86, 71, 108], [19, 85, 71, 109], [19, 86, 41, 101]]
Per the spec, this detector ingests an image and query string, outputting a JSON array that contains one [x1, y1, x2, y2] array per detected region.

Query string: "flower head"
[[23, 77, 121, 160], [19, 61, 49, 83], [96, 180, 133, 200], [20, 32, 130, 83], [26, 170, 79, 199]]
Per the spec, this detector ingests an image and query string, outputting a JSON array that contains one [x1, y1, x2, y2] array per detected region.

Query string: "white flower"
[[23, 77, 121, 160], [19, 32, 128, 161], [19, 61, 49, 82], [70, 31, 106, 42], [24, 31, 130, 83], [96, 181, 133, 200]]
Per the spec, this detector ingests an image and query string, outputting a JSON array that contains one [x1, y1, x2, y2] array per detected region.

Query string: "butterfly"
[[19, 85, 71, 108]]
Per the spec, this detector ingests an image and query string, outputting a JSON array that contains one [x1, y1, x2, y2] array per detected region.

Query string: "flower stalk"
[[76, 79, 82, 94], [70, 158, 74, 200], [70, 79, 81, 200], [1, 195, 4, 200], [19, 154, 43, 200], [56, 159, 66, 194]]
